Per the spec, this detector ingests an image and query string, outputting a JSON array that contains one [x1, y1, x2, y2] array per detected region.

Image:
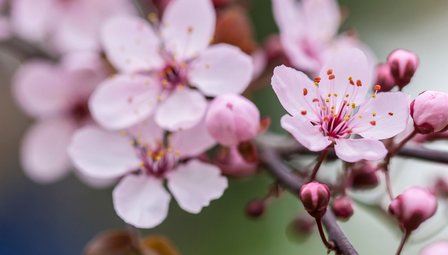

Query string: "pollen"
[[372, 112, 377, 117], [148, 13, 158, 23], [325, 98, 330, 103], [329, 74, 335, 80], [334, 93, 338, 97], [370, 120, 377, 126], [324, 117, 330, 122], [187, 26, 193, 33], [301, 110, 307, 115], [303, 88, 308, 96], [388, 112, 394, 116], [345, 93, 350, 97], [374, 84, 382, 91], [314, 77, 321, 83], [356, 80, 362, 87], [312, 98, 320, 103], [351, 103, 356, 109], [327, 69, 333, 75]]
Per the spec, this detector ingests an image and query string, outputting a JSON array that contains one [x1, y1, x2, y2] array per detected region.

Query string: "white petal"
[[155, 88, 207, 131], [281, 115, 331, 151], [334, 138, 387, 163], [167, 160, 228, 214], [128, 118, 164, 146], [161, 0, 215, 60], [113, 175, 171, 228], [170, 119, 216, 158], [21, 118, 76, 184], [89, 75, 160, 130], [101, 16, 164, 73], [189, 44, 253, 96], [68, 126, 140, 179]]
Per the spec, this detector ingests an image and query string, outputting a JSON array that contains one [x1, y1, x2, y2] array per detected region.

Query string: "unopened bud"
[[206, 94, 260, 146], [387, 49, 419, 88], [216, 145, 258, 177], [299, 182, 330, 218], [434, 177, 448, 198], [350, 162, 379, 190], [332, 196, 354, 220], [421, 241, 448, 255], [246, 199, 265, 218], [388, 187, 437, 232], [375, 63, 395, 92], [411, 91, 448, 134]]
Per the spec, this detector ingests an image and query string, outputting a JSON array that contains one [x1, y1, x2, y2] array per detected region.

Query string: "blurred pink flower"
[[13, 53, 108, 183], [90, 0, 254, 131], [10, 0, 136, 53], [69, 118, 227, 228], [421, 241, 448, 255], [272, 48, 409, 162], [272, 0, 375, 74]]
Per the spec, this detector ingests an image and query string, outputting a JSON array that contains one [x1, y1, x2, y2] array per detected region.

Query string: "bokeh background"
[[1, 0, 448, 254]]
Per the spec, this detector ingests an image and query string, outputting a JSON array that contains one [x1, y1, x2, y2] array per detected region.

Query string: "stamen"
[[303, 88, 308, 96], [370, 120, 377, 126]]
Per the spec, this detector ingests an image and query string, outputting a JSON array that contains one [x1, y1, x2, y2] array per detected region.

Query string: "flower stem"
[[395, 231, 410, 255], [389, 130, 418, 157], [316, 217, 336, 252], [309, 148, 330, 181]]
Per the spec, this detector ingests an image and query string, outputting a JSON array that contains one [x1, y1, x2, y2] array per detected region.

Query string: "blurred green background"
[[2, 0, 448, 254]]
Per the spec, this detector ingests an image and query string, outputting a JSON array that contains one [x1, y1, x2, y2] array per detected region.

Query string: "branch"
[[259, 145, 359, 255]]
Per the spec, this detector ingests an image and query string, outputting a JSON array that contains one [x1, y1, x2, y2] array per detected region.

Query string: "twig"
[[260, 146, 359, 255]]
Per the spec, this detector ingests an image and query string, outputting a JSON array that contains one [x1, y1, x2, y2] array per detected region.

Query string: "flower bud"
[[206, 94, 260, 146], [299, 182, 330, 218], [421, 241, 448, 255], [216, 145, 258, 177], [387, 49, 419, 88], [434, 177, 448, 198], [388, 187, 437, 232], [332, 196, 354, 220], [411, 91, 448, 134], [246, 199, 265, 218], [349, 162, 379, 190], [375, 63, 395, 92]]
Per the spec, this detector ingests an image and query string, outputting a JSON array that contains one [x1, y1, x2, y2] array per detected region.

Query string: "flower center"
[[159, 63, 187, 91], [71, 100, 90, 124], [137, 145, 177, 178]]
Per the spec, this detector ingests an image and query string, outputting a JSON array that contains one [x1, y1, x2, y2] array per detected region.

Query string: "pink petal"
[[13, 61, 73, 118], [302, 0, 340, 43], [21, 118, 76, 184], [272, 65, 320, 122], [161, 0, 215, 60], [167, 160, 227, 214], [170, 119, 216, 158], [68, 126, 140, 179], [280, 35, 322, 73], [155, 88, 207, 131], [89, 75, 160, 130], [334, 138, 387, 163], [101, 16, 164, 73], [128, 118, 164, 146], [113, 175, 171, 228], [318, 48, 371, 105], [11, 0, 54, 43], [272, 0, 302, 37], [351, 92, 410, 140], [281, 115, 331, 151], [189, 44, 253, 96]]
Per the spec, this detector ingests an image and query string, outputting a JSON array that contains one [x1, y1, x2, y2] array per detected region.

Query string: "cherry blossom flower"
[[13, 53, 108, 183], [90, 0, 254, 131], [68, 118, 227, 228], [10, 0, 136, 53], [272, 48, 409, 163], [272, 0, 375, 74]]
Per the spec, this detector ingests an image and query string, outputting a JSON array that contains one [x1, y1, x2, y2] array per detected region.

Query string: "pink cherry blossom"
[[272, 48, 409, 163], [10, 0, 136, 53], [272, 0, 376, 74], [90, 0, 254, 131], [68, 118, 227, 228], [13, 53, 108, 183]]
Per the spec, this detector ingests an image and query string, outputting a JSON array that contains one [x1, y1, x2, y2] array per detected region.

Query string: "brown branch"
[[0, 37, 56, 61], [259, 145, 359, 255]]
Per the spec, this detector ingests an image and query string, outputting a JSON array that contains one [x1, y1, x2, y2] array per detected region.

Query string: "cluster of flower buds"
[[375, 49, 419, 91], [388, 187, 438, 232]]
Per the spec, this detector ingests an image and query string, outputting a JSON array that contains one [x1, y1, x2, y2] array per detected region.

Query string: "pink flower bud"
[[332, 196, 354, 220], [388, 187, 437, 232], [206, 94, 260, 146], [387, 49, 419, 88], [216, 145, 258, 177], [421, 241, 448, 255], [299, 182, 330, 218], [375, 63, 395, 92], [411, 91, 448, 134], [434, 177, 448, 198], [349, 162, 379, 190], [246, 199, 265, 218]]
